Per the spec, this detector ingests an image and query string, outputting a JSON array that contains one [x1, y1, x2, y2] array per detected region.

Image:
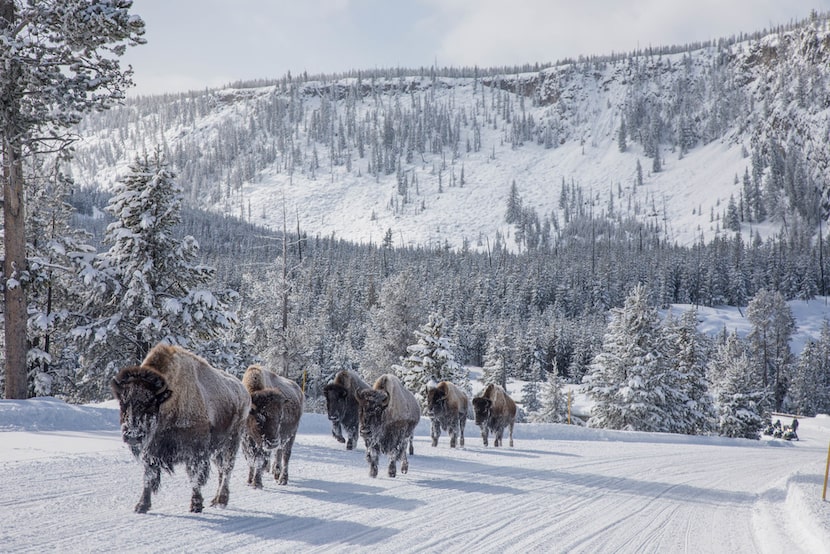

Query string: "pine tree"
[[746, 288, 794, 411], [0, 0, 144, 398], [663, 309, 716, 434], [394, 312, 468, 412], [481, 327, 512, 389], [533, 371, 568, 423], [72, 150, 236, 400], [26, 165, 97, 397], [708, 332, 767, 439], [618, 116, 627, 152], [583, 284, 667, 432]]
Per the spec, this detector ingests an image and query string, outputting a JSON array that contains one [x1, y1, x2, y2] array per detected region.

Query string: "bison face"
[[357, 389, 389, 440], [472, 397, 492, 426], [426, 386, 446, 417], [111, 367, 172, 451], [248, 390, 288, 450], [323, 383, 351, 422]]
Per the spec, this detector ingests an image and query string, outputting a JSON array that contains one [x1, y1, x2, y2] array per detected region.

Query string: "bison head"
[[426, 385, 446, 417], [472, 397, 492, 426], [323, 383, 351, 422], [248, 390, 292, 450], [357, 389, 389, 441], [111, 366, 172, 453]]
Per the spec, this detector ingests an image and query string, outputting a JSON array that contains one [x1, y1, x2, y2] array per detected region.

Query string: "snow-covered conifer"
[[583, 283, 667, 432], [72, 150, 236, 399], [394, 312, 468, 411], [707, 331, 767, 439]]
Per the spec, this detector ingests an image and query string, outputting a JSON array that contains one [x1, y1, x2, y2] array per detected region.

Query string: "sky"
[[121, 0, 830, 96]]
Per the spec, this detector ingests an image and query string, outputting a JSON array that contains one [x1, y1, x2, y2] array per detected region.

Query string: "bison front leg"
[[274, 437, 295, 485], [332, 422, 346, 444], [210, 436, 240, 508], [508, 422, 514, 447], [135, 462, 161, 514], [346, 428, 357, 450], [186, 456, 210, 513], [480, 425, 489, 447], [458, 416, 466, 448], [494, 425, 504, 447], [430, 418, 441, 447], [250, 453, 268, 489], [365, 445, 380, 478]]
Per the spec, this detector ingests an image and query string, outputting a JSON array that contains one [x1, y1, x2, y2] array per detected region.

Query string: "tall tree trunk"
[[1, 0, 29, 398]]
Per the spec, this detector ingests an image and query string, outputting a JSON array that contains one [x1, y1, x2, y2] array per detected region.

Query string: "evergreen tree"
[[583, 284, 667, 432], [708, 332, 767, 439], [72, 150, 236, 400], [533, 370, 568, 423], [746, 288, 794, 411], [618, 116, 627, 152], [505, 180, 523, 224], [26, 165, 97, 397], [394, 312, 468, 412], [663, 309, 717, 434], [0, 0, 144, 398], [360, 270, 421, 383], [481, 327, 512, 388]]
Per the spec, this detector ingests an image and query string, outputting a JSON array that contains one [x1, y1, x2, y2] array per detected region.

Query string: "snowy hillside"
[[2, 397, 829, 553], [69, 17, 830, 252]]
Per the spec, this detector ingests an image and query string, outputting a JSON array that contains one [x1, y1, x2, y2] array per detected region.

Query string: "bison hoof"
[[278, 477, 288, 485], [369, 465, 378, 478], [134, 502, 150, 514], [346, 440, 355, 450], [190, 501, 204, 513], [388, 467, 397, 478], [335, 435, 346, 443]]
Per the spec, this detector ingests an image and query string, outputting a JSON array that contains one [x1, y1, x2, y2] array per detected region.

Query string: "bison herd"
[[112, 343, 518, 513]]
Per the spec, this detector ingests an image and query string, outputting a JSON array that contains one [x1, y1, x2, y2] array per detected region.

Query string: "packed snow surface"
[[1, 396, 829, 553]]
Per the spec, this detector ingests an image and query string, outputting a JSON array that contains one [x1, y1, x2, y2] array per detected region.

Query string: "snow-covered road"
[[1, 399, 829, 553]]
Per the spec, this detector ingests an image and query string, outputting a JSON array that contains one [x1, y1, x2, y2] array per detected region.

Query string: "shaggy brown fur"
[[356, 374, 420, 478], [241, 365, 304, 487], [111, 344, 250, 514], [323, 370, 371, 450], [427, 381, 469, 448], [472, 383, 517, 447]]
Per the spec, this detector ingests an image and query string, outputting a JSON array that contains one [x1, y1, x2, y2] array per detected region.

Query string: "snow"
[[1, 396, 829, 553]]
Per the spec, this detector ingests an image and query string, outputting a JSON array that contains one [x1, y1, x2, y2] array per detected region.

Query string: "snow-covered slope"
[[69, 18, 830, 252]]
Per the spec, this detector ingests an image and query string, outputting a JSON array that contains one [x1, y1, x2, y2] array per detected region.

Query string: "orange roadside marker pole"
[[823, 441, 830, 501]]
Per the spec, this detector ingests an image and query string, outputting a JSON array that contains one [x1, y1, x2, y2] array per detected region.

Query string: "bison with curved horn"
[[356, 374, 420, 478], [110, 344, 250, 513], [241, 365, 304, 487], [323, 370, 371, 450], [426, 381, 469, 448], [472, 383, 517, 447]]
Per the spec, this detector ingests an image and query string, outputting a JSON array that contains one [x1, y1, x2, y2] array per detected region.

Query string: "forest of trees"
[[3, 7, 830, 441]]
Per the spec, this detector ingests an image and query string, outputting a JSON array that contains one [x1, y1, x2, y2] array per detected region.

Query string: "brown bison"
[[356, 374, 420, 478], [472, 383, 516, 447], [111, 344, 250, 513], [426, 381, 469, 448], [323, 370, 371, 450], [241, 365, 304, 487]]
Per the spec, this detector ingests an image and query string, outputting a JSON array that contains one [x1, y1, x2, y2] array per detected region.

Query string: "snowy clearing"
[[1, 398, 829, 553]]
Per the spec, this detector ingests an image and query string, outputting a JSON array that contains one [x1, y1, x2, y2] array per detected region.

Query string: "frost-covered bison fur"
[[472, 383, 517, 447], [110, 344, 250, 514], [356, 374, 420, 478], [323, 370, 371, 450], [241, 365, 304, 487], [426, 381, 469, 448]]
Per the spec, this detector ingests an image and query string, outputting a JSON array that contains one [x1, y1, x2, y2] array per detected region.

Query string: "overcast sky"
[[121, 0, 830, 96]]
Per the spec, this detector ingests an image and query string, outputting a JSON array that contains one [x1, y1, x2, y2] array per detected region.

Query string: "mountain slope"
[[70, 16, 830, 252]]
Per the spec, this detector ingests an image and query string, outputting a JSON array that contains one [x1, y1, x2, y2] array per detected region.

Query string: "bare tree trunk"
[[2, 0, 29, 398]]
